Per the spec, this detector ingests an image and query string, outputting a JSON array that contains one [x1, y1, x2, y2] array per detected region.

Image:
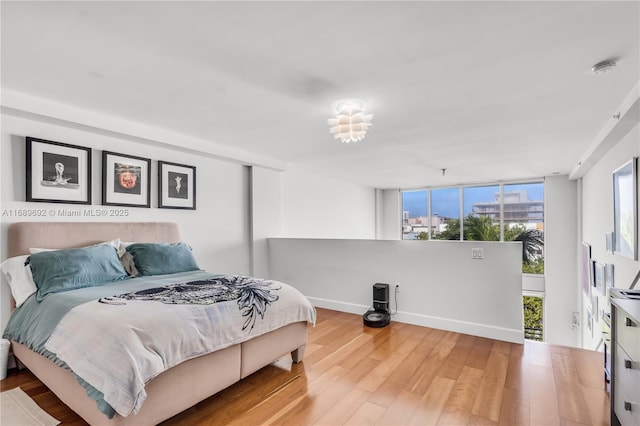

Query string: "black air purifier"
[[363, 283, 390, 328]]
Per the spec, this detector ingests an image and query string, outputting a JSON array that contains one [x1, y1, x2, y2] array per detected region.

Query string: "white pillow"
[[29, 239, 121, 254], [1, 255, 37, 308], [117, 241, 134, 258], [29, 247, 58, 254], [118, 242, 139, 276]]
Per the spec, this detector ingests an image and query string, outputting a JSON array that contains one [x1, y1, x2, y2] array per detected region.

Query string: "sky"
[[402, 183, 544, 219]]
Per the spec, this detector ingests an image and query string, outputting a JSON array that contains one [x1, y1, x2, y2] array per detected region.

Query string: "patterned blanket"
[[99, 275, 281, 331], [44, 274, 315, 417]]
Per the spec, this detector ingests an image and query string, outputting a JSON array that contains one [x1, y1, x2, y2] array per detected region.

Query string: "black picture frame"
[[612, 157, 638, 260], [26, 137, 92, 204], [593, 261, 605, 295], [158, 161, 196, 210], [590, 259, 597, 288], [102, 151, 151, 208], [605, 263, 614, 289], [581, 242, 591, 296]]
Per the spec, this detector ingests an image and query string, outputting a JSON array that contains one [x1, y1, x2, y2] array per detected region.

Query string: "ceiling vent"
[[592, 60, 617, 75]]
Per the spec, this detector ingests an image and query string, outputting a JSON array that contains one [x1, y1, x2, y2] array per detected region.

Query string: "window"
[[402, 190, 428, 240], [431, 188, 460, 240], [401, 180, 544, 273], [503, 182, 544, 274], [463, 185, 501, 241], [523, 295, 544, 341]]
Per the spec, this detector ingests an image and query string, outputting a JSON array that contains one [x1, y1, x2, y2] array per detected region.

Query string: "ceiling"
[[2, 1, 639, 189]]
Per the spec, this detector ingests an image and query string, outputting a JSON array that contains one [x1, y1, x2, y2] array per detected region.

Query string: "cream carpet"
[[1, 387, 60, 426]]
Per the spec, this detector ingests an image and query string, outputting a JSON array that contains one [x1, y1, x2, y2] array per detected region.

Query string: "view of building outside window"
[[402, 189, 461, 240], [430, 188, 459, 239], [401, 190, 427, 240], [462, 185, 501, 241], [503, 183, 544, 274]]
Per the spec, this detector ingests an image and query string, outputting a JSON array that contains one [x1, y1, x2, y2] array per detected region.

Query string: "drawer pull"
[[624, 401, 632, 412], [625, 317, 637, 327]]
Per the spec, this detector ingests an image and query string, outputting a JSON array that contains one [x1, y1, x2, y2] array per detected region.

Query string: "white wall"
[[379, 189, 401, 240], [374, 177, 581, 347], [544, 175, 579, 346], [1, 112, 252, 329], [581, 123, 640, 349], [269, 238, 524, 343], [250, 166, 282, 278], [281, 163, 376, 239]]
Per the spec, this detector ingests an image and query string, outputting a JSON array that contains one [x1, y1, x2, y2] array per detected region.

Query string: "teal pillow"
[[126, 242, 200, 276], [28, 244, 128, 301]]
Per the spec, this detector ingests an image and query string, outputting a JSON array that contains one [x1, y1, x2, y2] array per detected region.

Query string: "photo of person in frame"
[[114, 163, 142, 195], [168, 171, 188, 199], [41, 152, 80, 189]]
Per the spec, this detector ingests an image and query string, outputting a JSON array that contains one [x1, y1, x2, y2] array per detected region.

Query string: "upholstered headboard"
[[7, 222, 181, 258]]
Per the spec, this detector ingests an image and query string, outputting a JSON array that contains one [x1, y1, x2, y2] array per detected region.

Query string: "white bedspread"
[[44, 276, 315, 417]]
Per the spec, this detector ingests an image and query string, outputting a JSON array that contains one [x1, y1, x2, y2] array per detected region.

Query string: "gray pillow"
[[126, 242, 200, 276], [28, 244, 128, 301]]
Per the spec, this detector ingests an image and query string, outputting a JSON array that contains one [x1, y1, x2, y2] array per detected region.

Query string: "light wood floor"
[[1, 308, 609, 425]]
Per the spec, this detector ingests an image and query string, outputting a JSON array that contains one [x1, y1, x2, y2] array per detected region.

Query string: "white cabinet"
[[610, 291, 640, 426]]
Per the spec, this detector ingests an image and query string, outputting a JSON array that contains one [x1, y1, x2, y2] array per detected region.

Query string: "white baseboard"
[[308, 297, 371, 316], [307, 296, 524, 344]]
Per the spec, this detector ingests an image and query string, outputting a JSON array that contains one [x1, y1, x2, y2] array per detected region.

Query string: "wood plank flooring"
[[0, 308, 609, 425]]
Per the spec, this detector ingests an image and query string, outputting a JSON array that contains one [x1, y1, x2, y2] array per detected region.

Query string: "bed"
[[2, 221, 315, 425]]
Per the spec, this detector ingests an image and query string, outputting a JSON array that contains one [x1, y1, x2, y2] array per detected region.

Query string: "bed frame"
[[7, 222, 308, 426]]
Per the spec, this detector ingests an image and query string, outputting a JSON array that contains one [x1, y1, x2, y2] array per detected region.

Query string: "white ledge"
[[1, 88, 287, 172], [570, 82, 640, 180]]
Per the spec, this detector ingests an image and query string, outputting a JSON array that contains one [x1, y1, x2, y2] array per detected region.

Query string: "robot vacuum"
[[363, 309, 390, 328], [363, 283, 391, 328]]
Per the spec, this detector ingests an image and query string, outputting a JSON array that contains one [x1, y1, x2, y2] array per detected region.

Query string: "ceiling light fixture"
[[591, 59, 617, 75], [328, 100, 373, 143]]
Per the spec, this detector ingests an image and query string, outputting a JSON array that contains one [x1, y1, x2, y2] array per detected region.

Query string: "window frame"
[[401, 178, 544, 244]]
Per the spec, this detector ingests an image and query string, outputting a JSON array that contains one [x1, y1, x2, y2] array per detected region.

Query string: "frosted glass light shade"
[[328, 101, 373, 143]]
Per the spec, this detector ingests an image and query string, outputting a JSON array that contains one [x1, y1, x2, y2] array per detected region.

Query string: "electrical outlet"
[[571, 311, 579, 329], [471, 248, 484, 259], [395, 283, 400, 293]]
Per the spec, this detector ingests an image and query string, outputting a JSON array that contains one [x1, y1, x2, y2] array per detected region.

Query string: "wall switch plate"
[[571, 311, 580, 328], [471, 248, 484, 259]]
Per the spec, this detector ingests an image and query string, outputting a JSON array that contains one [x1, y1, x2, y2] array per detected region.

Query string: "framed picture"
[[605, 263, 614, 288], [581, 242, 592, 296], [605, 232, 613, 253], [26, 137, 91, 204], [158, 161, 196, 210], [593, 261, 605, 295], [102, 151, 151, 208], [612, 158, 637, 260]]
